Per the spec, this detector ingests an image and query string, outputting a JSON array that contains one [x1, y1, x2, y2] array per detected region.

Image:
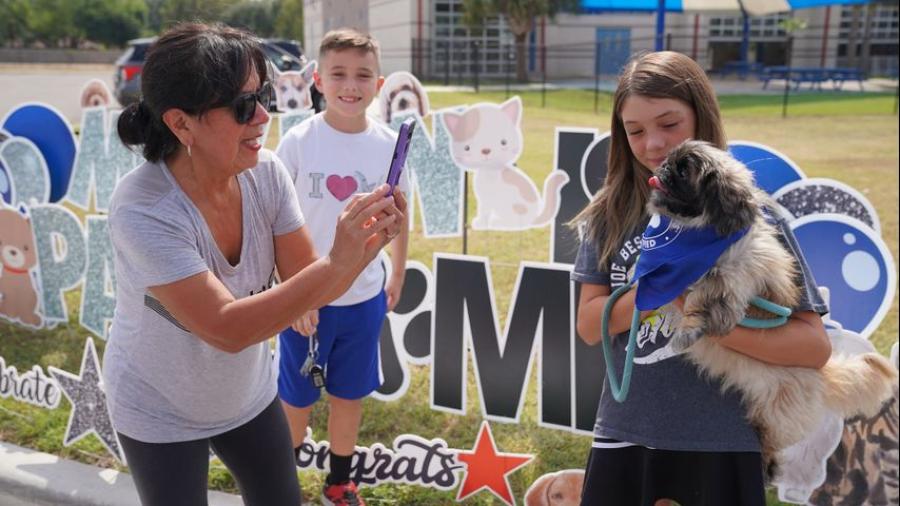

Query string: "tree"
[[778, 16, 808, 67], [0, 0, 32, 46], [28, 0, 79, 47], [223, 0, 276, 37], [461, 0, 578, 82], [273, 0, 303, 42], [73, 0, 147, 47], [158, 0, 239, 28], [145, 0, 166, 32]]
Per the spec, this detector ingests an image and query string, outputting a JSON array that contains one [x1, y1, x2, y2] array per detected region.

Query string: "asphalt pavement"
[[1, 64, 120, 124]]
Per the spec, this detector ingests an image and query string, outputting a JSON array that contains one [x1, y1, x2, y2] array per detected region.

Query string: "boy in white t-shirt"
[[275, 28, 409, 505]]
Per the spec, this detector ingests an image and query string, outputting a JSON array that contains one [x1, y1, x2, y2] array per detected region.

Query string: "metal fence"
[[402, 35, 894, 83], [382, 30, 899, 115]]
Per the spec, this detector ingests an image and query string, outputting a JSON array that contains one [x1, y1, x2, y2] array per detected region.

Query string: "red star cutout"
[[455, 421, 534, 505]]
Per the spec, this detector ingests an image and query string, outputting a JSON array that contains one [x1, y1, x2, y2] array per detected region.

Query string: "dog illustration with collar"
[[0, 206, 42, 327]]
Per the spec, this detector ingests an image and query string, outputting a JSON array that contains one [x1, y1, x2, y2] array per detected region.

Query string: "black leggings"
[[118, 397, 301, 506]]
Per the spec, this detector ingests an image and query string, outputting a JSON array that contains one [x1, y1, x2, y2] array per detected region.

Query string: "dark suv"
[[267, 39, 303, 60], [262, 39, 306, 72], [113, 37, 324, 112], [113, 37, 155, 107]]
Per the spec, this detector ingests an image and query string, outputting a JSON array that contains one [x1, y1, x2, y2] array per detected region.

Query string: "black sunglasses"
[[229, 82, 274, 124]]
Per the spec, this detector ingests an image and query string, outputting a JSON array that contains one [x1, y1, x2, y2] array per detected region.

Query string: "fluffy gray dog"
[[646, 140, 897, 478]]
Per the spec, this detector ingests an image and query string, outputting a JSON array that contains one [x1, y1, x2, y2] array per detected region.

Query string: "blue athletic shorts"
[[278, 291, 386, 408]]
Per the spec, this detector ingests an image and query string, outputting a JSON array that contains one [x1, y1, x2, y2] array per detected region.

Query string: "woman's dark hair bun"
[[117, 101, 151, 147]]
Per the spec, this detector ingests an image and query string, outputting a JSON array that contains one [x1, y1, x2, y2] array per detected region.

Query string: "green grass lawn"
[[1, 90, 897, 505]]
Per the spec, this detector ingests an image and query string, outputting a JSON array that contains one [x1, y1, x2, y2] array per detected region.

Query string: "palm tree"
[[462, 0, 578, 82]]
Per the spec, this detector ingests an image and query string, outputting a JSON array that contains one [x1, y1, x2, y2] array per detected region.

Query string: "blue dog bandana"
[[632, 215, 749, 311]]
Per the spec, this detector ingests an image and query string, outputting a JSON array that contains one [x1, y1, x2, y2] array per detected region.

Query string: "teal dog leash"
[[601, 283, 792, 403]]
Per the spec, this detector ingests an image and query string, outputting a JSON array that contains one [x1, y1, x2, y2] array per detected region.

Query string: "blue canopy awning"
[[581, 0, 871, 52], [582, 0, 870, 15]]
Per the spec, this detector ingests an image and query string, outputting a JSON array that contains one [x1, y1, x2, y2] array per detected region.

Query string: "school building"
[[302, 0, 899, 79]]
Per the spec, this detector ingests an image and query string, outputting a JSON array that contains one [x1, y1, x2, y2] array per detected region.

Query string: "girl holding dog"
[[571, 51, 831, 505]]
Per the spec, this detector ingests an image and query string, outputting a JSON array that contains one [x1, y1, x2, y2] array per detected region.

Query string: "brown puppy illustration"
[[524, 470, 584, 506], [379, 71, 429, 124], [0, 206, 42, 327], [80, 79, 112, 108]]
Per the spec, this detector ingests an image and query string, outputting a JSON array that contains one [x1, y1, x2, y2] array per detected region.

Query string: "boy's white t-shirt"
[[276, 112, 410, 306]]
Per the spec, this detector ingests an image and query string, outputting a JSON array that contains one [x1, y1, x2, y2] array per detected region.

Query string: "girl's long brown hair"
[[571, 51, 727, 267]]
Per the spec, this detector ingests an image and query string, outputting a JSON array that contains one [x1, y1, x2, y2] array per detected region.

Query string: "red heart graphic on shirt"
[[326, 175, 358, 201]]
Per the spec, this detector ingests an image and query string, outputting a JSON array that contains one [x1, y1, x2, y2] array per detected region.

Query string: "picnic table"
[[719, 60, 766, 80], [761, 66, 866, 91]]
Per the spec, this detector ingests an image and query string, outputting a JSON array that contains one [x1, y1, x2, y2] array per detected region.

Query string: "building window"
[[838, 3, 900, 43], [430, 0, 514, 78], [708, 13, 788, 41]]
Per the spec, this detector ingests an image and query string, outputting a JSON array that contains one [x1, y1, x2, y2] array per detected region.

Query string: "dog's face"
[[524, 470, 584, 506], [275, 73, 311, 110], [275, 62, 316, 111], [0, 208, 38, 272], [80, 79, 111, 108], [388, 84, 423, 118], [379, 72, 429, 123], [647, 140, 758, 236]]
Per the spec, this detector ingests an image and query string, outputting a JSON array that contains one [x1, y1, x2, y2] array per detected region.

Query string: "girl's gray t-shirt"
[[571, 212, 828, 452], [104, 150, 305, 443]]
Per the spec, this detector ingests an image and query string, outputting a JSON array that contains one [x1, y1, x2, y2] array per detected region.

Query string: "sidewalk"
[[0, 441, 243, 506]]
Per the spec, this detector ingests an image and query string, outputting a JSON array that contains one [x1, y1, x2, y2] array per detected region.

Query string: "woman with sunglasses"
[[107, 23, 404, 506]]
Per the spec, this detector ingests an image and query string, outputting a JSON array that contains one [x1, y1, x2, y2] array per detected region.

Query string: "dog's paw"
[[706, 317, 739, 337], [706, 305, 742, 336], [671, 326, 703, 352]]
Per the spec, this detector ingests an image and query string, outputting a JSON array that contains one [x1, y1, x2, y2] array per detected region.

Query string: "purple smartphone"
[[386, 117, 416, 195]]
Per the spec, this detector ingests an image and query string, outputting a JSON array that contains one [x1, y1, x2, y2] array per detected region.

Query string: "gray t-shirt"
[[104, 150, 305, 443], [571, 211, 828, 452]]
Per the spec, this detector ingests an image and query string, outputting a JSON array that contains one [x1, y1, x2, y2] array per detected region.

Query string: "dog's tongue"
[[648, 176, 664, 191]]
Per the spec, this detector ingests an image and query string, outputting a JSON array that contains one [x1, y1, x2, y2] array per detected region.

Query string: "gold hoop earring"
[[187, 144, 192, 158]]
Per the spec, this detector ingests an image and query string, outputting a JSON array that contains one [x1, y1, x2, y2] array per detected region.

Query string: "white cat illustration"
[[443, 97, 569, 231]]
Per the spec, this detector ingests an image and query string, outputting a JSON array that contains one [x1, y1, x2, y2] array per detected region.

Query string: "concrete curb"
[[0, 441, 243, 506]]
